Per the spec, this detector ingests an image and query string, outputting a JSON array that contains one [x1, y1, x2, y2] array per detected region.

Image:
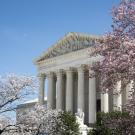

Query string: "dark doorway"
[[97, 99, 101, 112]]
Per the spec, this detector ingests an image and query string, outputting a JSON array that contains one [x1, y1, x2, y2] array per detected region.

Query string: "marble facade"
[[33, 32, 128, 126]]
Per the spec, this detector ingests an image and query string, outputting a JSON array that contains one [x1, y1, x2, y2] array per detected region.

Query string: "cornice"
[[33, 32, 102, 65]]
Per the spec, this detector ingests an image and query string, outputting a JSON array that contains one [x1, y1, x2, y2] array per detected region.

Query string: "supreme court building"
[[31, 32, 129, 126]]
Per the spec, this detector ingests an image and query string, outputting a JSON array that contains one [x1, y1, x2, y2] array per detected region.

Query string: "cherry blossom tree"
[[0, 74, 36, 134], [0, 74, 79, 135], [17, 104, 60, 135], [17, 104, 79, 135], [90, 0, 135, 108], [89, 0, 135, 134]]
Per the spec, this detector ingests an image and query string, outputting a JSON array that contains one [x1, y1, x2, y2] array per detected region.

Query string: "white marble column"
[[126, 80, 133, 100], [47, 72, 56, 109], [73, 73, 78, 113], [113, 81, 122, 111], [77, 66, 85, 112], [121, 82, 127, 108], [108, 90, 113, 112], [121, 80, 134, 110], [101, 93, 104, 112], [89, 70, 96, 126], [56, 69, 65, 110], [101, 93, 108, 113], [38, 73, 45, 105], [66, 68, 74, 112], [84, 72, 89, 124]]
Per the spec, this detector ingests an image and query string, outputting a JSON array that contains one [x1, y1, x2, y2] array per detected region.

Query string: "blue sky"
[[0, 0, 119, 76]]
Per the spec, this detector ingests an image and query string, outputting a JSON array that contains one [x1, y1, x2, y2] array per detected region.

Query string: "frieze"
[[39, 63, 57, 70], [38, 48, 89, 70]]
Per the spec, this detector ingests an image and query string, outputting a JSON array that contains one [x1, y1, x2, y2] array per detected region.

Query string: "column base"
[[88, 123, 96, 128]]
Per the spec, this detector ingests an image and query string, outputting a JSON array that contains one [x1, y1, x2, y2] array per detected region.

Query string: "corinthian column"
[[56, 69, 65, 110], [101, 92, 108, 113], [38, 73, 45, 105], [108, 90, 113, 112], [47, 72, 56, 109], [121, 81, 127, 108], [126, 80, 133, 101], [89, 69, 96, 126], [77, 65, 85, 112], [66, 68, 74, 112], [113, 81, 122, 111]]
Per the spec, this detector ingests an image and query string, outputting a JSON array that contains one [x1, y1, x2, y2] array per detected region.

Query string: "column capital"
[[37, 73, 46, 79], [89, 69, 96, 77], [78, 64, 88, 73], [66, 67, 76, 73], [89, 68, 95, 73], [46, 72, 55, 78], [56, 69, 65, 77]]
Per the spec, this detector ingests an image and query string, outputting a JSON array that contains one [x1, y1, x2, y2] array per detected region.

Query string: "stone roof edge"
[[33, 32, 102, 64]]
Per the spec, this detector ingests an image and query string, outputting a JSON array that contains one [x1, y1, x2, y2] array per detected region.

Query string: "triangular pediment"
[[34, 32, 101, 64]]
